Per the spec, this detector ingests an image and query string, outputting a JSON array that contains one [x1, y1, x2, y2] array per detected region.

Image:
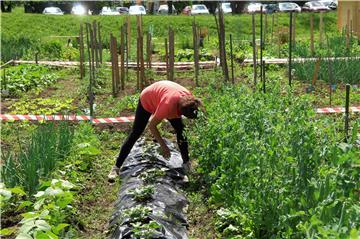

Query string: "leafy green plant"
[[15, 179, 74, 239], [140, 168, 166, 184], [129, 185, 154, 202], [122, 205, 152, 223], [9, 98, 75, 115], [1, 64, 58, 96], [131, 221, 161, 239]]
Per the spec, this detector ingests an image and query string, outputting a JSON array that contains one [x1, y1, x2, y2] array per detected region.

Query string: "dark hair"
[[179, 96, 202, 119]]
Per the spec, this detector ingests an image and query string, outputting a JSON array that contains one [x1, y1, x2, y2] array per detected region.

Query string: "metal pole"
[[344, 84, 350, 142], [289, 12, 293, 87], [230, 34, 234, 84]]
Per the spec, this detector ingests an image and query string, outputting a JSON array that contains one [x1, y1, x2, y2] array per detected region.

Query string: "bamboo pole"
[[260, 6, 263, 86], [230, 34, 234, 84], [293, 13, 296, 48], [146, 32, 152, 69], [289, 12, 293, 87], [127, 16, 131, 61], [271, 14, 274, 44]]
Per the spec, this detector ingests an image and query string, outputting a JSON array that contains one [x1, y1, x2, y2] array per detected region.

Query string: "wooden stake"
[[127, 16, 131, 61], [98, 21, 102, 64], [346, 9, 350, 50], [193, 18, 199, 86], [230, 34, 234, 84], [271, 14, 274, 43], [120, 25, 125, 90], [146, 32, 152, 69], [92, 20, 99, 68], [319, 12, 323, 47], [262, 60, 266, 93], [252, 13, 257, 86], [110, 34, 116, 96], [79, 24, 85, 78], [168, 27, 175, 81], [260, 6, 263, 85], [218, 3, 229, 82], [344, 84, 350, 142], [310, 14, 314, 56], [312, 58, 321, 87], [264, 13, 267, 44], [293, 13, 296, 48], [165, 38, 169, 80], [289, 12, 293, 87]]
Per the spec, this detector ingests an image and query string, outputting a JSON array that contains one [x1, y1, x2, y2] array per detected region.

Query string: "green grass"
[[1, 7, 338, 61]]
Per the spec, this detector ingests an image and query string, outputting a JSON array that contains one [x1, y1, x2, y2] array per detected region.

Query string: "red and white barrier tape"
[[316, 106, 360, 114], [0, 114, 135, 124], [0, 106, 359, 124]]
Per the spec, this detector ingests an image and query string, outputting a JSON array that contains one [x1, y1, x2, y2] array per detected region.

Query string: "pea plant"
[[190, 82, 360, 238]]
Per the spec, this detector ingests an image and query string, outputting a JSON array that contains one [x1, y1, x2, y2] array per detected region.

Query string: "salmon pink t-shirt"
[[140, 81, 192, 120]]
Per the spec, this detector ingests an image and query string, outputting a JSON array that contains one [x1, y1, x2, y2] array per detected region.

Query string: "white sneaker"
[[108, 166, 120, 183]]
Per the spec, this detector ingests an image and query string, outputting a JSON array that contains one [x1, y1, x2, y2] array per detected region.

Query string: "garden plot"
[[1, 6, 360, 239]]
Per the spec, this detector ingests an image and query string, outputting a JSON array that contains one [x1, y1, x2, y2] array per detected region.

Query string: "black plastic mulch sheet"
[[109, 138, 189, 239]]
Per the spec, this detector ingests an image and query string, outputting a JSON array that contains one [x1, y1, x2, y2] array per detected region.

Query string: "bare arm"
[[148, 116, 170, 158]]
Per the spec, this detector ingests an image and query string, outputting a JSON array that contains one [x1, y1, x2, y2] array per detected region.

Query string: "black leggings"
[[115, 100, 189, 167]]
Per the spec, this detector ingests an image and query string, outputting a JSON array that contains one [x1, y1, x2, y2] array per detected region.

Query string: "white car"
[[302, 1, 330, 12], [191, 4, 209, 15], [71, 5, 86, 15], [158, 4, 176, 15], [216, 3, 232, 14], [129, 5, 146, 15], [278, 2, 301, 13], [43, 7, 64, 15], [100, 7, 120, 15], [247, 3, 265, 13]]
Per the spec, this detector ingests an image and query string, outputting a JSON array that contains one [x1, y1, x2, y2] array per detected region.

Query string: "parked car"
[[263, 3, 278, 13], [116, 7, 129, 14], [157, 4, 176, 15], [246, 3, 265, 13], [328, 1, 337, 10], [71, 5, 86, 15], [100, 7, 120, 15], [278, 2, 301, 13], [302, 1, 330, 12], [182, 6, 191, 15], [191, 4, 210, 15], [129, 5, 146, 15], [215, 2, 232, 14], [318, 0, 337, 9], [43, 7, 64, 15]]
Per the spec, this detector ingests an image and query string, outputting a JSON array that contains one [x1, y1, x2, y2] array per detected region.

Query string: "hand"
[[161, 145, 171, 159]]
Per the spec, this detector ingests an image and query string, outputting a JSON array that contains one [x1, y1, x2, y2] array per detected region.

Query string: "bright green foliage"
[[129, 185, 155, 202], [191, 83, 360, 238], [9, 98, 75, 115], [1, 65, 58, 96], [1, 122, 74, 195], [15, 179, 74, 239]]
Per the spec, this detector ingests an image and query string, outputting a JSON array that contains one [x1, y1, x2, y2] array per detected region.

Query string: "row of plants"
[[1, 122, 102, 238], [1, 65, 59, 97], [190, 80, 360, 238]]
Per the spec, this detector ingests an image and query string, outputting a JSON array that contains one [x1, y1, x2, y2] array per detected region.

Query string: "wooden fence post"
[[92, 20, 99, 68], [310, 14, 314, 56], [193, 18, 199, 86], [165, 38, 169, 80], [252, 13, 257, 86], [98, 21, 102, 64], [79, 24, 85, 79], [110, 33, 116, 96], [319, 12, 324, 47], [218, 3, 229, 82], [120, 24, 125, 90], [169, 27, 175, 81]]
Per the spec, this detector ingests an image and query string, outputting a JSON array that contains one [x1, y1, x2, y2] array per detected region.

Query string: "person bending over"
[[108, 80, 202, 182]]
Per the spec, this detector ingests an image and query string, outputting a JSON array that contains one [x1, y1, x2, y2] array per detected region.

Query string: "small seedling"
[[129, 185, 154, 202], [140, 168, 166, 184], [131, 221, 161, 239], [122, 205, 152, 223]]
